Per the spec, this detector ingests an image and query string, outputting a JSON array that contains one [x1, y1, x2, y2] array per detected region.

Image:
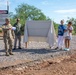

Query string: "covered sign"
[[23, 21, 56, 47], [0, 10, 8, 27]]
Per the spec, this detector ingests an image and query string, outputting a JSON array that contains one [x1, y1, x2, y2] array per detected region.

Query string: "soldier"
[[13, 18, 22, 50], [2, 18, 14, 56]]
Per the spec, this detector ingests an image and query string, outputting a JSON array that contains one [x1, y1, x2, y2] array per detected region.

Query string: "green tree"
[[53, 22, 59, 34], [9, 12, 14, 18], [9, 12, 16, 25], [14, 3, 50, 24]]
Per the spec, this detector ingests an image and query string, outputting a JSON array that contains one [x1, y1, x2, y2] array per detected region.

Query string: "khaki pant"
[[14, 35, 21, 48], [4, 37, 12, 53]]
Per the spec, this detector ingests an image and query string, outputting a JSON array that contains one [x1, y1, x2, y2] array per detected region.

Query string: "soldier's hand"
[[9, 28, 12, 30]]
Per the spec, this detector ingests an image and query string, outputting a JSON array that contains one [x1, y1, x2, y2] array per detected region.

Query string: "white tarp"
[[23, 20, 56, 47]]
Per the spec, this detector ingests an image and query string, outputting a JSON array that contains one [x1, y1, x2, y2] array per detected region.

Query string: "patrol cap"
[[5, 18, 10, 22], [16, 18, 20, 21]]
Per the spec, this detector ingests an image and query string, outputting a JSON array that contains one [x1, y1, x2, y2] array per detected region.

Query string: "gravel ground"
[[0, 36, 76, 68]]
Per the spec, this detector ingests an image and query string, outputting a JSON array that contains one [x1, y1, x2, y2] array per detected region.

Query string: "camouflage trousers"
[[3, 37, 13, 53], [14, 35, 21, 48]]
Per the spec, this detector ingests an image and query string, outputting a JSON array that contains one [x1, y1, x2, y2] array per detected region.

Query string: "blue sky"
[[0, 0, 76, 23]]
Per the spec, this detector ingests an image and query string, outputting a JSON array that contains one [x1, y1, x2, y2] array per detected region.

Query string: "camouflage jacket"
[[14, 23, 21, 36], [2, 23, 15, 39]]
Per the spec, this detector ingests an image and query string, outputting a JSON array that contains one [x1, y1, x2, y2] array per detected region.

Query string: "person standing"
[[64, 22, 73, 51], [13, 18, 22, 50], [2, 18, 14, 56], [55, 20, 66, 50]]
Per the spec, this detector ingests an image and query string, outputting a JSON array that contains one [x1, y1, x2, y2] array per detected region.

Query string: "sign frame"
[[0, 10, 8, 27]]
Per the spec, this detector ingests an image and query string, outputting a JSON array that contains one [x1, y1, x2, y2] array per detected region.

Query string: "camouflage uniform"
[[2, 23, 14, 55], [14, 22, 21, 49]]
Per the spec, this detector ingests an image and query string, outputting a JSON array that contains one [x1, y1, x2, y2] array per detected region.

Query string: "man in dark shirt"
[[13, 18, 22, 50]]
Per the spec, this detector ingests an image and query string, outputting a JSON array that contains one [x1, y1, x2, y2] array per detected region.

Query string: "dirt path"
[[0, 50, 76, 75]]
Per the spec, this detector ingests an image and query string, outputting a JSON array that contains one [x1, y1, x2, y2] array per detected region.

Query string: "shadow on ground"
[[0, 48, 66, 56], [13, 48, 65, 54]]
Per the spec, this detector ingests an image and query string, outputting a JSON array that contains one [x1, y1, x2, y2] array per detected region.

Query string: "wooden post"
[[25, 42, 27, 48]]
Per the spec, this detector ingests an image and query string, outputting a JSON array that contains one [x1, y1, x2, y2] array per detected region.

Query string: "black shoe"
[[49, 47, 51, 49], [13, 48, 16, 50], [18, 47, 22, 49], [59, 48, 63, 50], [55, 47, 59, 50]]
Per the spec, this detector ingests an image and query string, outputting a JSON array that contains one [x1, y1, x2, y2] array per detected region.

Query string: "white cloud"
[[41, 1, 49, 5], [55, 9, 76, 14]]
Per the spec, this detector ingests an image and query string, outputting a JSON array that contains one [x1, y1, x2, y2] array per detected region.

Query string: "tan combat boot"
[[9, 51, 14, 55], [5, 52, 10, 56], [9, 49, 14, 55]]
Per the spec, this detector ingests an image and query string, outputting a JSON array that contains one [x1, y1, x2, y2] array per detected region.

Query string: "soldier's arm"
[[2, 25, 11, 30]]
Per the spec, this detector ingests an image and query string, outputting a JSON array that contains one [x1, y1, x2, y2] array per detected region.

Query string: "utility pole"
[[7, 0, 9, 14]]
